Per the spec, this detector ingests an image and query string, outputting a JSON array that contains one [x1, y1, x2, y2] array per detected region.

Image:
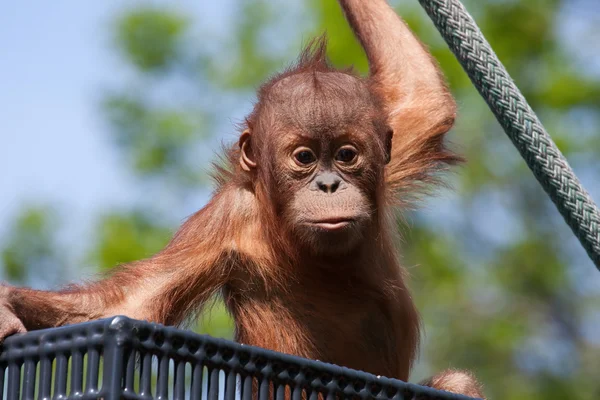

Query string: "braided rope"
[[418, 0, 600, 268]]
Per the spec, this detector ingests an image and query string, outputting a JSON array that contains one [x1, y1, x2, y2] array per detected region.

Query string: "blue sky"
[[0, 1, 238, 240], [1, 1, 127, 230]]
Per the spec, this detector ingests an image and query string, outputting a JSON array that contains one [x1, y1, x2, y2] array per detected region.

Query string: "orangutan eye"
[[294, 149, 316, 165], [335, 147, 357, 163]]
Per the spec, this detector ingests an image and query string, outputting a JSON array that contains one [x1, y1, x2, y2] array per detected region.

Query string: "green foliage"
[[206, 1, 285, 88], [196, 297, 236, 340], [103, 94, 204, 178], [115, 9, 188, 72], [88, 210, 172, 271], [309, 0, 369, 73], [1, 205, 64, 285]]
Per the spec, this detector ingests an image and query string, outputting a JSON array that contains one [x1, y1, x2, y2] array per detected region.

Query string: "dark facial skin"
[[253, 71, 391, 255], [283, 131, 374, 254]]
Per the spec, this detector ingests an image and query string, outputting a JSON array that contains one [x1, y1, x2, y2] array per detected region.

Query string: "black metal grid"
[[0, 316, 478, 400]]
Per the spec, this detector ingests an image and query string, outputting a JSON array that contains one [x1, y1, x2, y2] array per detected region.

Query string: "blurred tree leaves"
[[115, 9, 188, 72], [1, 1, 600, 399], [88, 210, 172, 271], [103, 94, 204, 179], [309, 0, 369, 73], [206, 1, 285, 88], [1, 205, 65, 287]]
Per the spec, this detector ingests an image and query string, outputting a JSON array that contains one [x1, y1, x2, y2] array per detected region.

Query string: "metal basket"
[[0, 316, 477, 400]]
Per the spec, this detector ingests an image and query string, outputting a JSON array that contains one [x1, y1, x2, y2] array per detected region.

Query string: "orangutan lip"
[[309, 219, 354, 231]]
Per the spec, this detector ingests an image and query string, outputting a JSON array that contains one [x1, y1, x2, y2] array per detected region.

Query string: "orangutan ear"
[[239, 129, 257, 172]]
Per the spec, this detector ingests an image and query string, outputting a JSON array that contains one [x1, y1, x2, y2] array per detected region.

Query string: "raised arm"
[[338, 0, 460, 199], [0, 184, 259, 339]]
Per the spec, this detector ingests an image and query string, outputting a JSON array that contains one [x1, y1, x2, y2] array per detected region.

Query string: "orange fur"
[[420, 369, 486, 399]]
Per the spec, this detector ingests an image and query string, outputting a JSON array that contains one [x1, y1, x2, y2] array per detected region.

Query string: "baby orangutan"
[[0, 0, 484, 398]]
